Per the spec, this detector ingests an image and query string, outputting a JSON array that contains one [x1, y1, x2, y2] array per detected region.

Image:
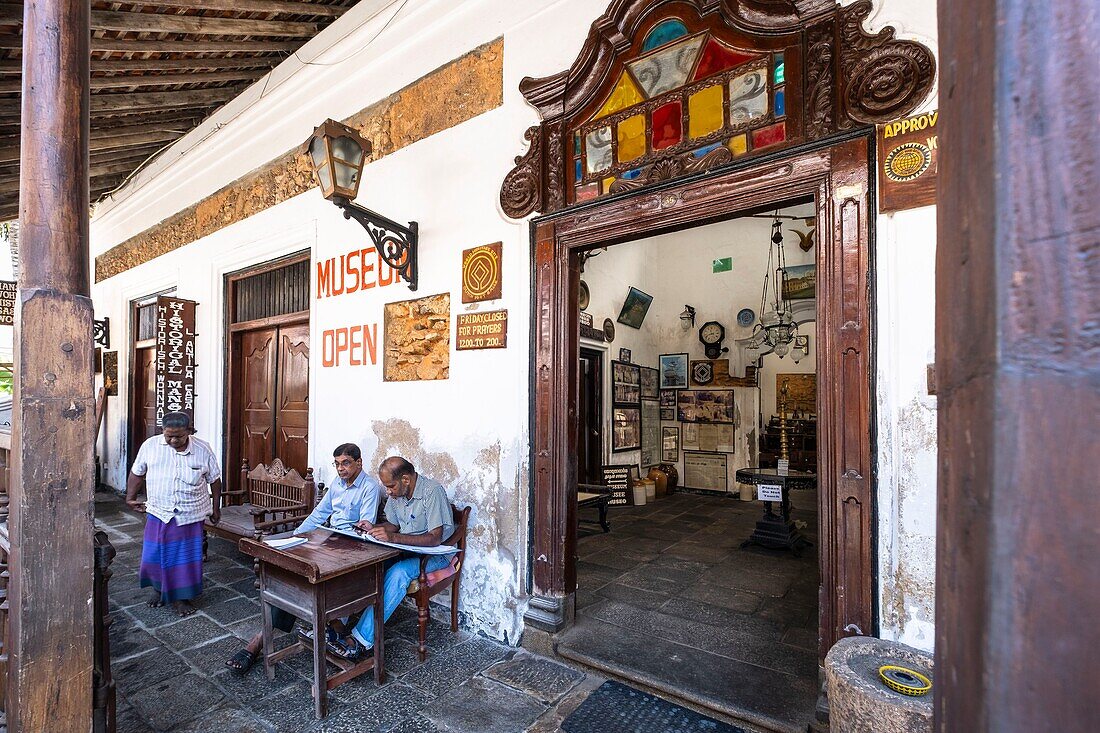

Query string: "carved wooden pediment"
[[500, 0, 934, 219]]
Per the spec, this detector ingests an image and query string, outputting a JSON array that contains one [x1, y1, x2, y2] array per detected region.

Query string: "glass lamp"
[[304, 119, 370, 201]]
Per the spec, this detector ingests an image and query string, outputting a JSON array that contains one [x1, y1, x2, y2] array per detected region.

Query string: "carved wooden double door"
[[234, 323, 310, 483]]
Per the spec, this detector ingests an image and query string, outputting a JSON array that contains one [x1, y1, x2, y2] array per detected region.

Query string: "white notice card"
[[757, 484, 783, 502]]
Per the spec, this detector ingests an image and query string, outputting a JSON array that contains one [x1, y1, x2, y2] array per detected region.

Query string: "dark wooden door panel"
[[275, 323, 310, 476], [240, 328, 277, 474], [129, 346, 157, 466]]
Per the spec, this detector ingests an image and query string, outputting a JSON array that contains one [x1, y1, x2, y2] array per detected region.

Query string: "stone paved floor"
[[96, 492, 605, 733], [561, 489, 819, 733]]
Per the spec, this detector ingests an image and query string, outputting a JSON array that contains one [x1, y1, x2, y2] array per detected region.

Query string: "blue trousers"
[[351, 554, 452, 649]]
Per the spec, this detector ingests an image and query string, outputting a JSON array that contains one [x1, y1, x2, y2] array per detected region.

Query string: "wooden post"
[[9, 0, 93, 728], [936, 0, 1099, 730]]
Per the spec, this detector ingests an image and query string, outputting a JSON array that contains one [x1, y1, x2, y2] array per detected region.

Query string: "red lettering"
[[316, 259, 332, 299], [335, 328, 348, 363], [361, 247, 376, 289], [346, 250, 360, 294], [349, 325, 362, 366], [333, 255, 346, 295], [322, 330, 335, 366], [364, 323, 377, 364]]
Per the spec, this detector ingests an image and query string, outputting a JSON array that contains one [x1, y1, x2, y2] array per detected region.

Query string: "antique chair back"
[[406, 503, 471, 661]]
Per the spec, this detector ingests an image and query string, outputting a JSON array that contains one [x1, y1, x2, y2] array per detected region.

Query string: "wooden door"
[[274, 323, 310, 476], [238, 328, 277, 476], [128, 346, 157, 466], [577, 348, 603, 484]]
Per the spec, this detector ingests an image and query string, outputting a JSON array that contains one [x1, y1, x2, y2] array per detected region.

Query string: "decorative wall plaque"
[[456, 309, 507, 350], [877, 109, 938, 212], [777, 373, 816, 414], [154, 296, 197, 427], [690, 359, 756, 387], [0, 279, 14, 326], [461, 242, 503, 303]]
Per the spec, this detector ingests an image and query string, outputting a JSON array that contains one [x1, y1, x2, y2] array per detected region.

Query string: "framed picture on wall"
[[660, 406, 676, 421], [659, 389, 676, 407], [612, 407, 641, 452], [619, 348, 631, 363], [782, 264, 816, 300], [677, 389, 735, 423], [640, 366, 659, 399], [617, 286, 653, 329], [611, 360, 641, 406], [662, 426, 680, 462], [659, 353, 689, 389]]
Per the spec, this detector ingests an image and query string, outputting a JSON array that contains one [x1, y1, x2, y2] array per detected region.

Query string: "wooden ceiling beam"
[[0, 129, 184, 164], [0, 5, 321, 36], [0, 36, 300, 52], [89, 68, 266, 90], [93, 56, 278, 72], [118, 0, 347, 17], [89, 86, 239, 113]]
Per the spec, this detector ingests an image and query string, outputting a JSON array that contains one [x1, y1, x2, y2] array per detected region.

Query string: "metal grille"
[[233, 259, 309, 324], [135, 303, 158, 341]]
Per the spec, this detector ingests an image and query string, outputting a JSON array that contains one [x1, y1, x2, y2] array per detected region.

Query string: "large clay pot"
[[647, 467, 668, 497], [658, 463, 679, 490]]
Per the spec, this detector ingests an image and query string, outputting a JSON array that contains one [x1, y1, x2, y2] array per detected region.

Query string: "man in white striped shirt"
[[126, 411, 222, 617]]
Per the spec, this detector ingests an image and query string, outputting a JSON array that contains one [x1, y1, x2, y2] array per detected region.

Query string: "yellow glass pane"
[[603, 177, 616, 193], [617, 114, 647, 163], [594, 73, 644, 120], [728, 134, 747, 156], [688, 85, 724, 139]]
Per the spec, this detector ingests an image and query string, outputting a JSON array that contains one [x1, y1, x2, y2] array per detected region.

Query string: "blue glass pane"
[[573, 131, 581, 156], [642, 19, 688, 52], [774, 53, 785, 85], [691, 142, 723, 158], [775, 88, 785, 117], [575, 159, 583, 181], [621, 168, 643, 180]]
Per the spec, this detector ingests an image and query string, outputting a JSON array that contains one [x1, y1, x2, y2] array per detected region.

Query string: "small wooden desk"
[[577, 484, 611, 533], [240, 530, 400, 719]]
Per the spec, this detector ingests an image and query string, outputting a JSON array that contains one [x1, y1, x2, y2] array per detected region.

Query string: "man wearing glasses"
[[225, 442, 381, 673]]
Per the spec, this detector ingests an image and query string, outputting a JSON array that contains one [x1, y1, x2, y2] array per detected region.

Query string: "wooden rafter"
[[115, 0, 347, 16], [0, 5, 322, 37]]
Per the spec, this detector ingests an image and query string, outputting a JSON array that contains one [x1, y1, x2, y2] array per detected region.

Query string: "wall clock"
[[698, 320, 727, 359], [603, 318, 616, 342], [737, 308, 755, 327], [692, 361, 714, 385]]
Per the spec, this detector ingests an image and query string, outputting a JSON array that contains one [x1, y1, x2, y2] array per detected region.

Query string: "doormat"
[[561, 680, 746, 733]]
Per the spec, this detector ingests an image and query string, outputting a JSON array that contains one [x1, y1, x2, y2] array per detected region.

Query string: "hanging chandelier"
[[745, 214, 807, 362]]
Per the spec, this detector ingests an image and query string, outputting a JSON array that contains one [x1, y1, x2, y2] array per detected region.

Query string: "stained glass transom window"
[[570, 22, 795, 202]]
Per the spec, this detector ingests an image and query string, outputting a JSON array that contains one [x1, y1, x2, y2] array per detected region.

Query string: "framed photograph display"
[[640, 366, 659, 399], [660, 406, 676, 421], [662, 426, 680, 462], [617, 286, 654, 329], [640, 399, 660, 466], [677, 389, 736, 423], [619, 347, 632, 363], [612, 407, 641, 452], [683, 451, 728, 492], [659, 353, 689, 390], [659, 389, 676, 407], [611, 360, 641, 406]]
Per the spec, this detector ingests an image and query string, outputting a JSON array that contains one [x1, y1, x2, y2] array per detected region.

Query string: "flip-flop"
[[226, 649, 258, 676]]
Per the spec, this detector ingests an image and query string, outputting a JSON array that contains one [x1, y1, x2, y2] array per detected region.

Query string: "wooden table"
[[239, 530, 399, 719], [734, 467, 815, 556], [577, 485, 611, 533]]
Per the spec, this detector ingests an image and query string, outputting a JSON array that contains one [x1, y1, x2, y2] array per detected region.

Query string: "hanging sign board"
[[877, 109, 938, 212], [154, 296, 197, 427], [0, 280, 15, 326], [456, 310, 507, 350], [600, 464, 634, 507], [758, 484, 783, 502]]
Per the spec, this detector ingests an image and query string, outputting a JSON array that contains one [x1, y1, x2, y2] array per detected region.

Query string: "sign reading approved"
[[455, 310, 507, 350]]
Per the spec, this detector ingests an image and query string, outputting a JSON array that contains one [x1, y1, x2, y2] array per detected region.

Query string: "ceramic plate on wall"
[[579, 280, 590, 311], [737, 308, 755, 327]]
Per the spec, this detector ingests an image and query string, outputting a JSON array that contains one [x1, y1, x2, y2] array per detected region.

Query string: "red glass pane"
[[692, 39, 760, 82], [751, 122, 786, 149], [652, 101, 682, 150]]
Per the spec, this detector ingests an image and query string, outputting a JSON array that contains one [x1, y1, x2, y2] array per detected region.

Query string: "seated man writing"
[[346, 455, 456, 656], [225, 442, 381, 673]]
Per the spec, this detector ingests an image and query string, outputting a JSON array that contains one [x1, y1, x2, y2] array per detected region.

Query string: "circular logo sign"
[[884, 142, 932, 182], [462, 246, 501, 301]]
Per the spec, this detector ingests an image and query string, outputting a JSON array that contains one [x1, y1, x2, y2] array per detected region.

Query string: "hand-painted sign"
[[154, 296, 197, 427], [877, 109, 938, 212], [456, 309, 507, 350], [0, 280, 15, 326], [461, 242, 503, 303]]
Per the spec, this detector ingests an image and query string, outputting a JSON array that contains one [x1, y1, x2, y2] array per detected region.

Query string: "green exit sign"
[[712, 257, 732, 273]]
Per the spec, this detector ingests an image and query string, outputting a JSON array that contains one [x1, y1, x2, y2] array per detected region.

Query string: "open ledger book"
[[329, 526, 457, 555]]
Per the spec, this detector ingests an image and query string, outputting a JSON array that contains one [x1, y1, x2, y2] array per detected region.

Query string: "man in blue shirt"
[[225, 442, 381, 673]]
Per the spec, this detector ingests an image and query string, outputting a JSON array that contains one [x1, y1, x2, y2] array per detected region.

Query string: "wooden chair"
[[206, 458, 317, 575], [405, 504, 470, 661]]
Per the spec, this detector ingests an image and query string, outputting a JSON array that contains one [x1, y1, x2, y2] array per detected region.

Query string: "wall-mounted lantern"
[[303, 119, 419, 290]]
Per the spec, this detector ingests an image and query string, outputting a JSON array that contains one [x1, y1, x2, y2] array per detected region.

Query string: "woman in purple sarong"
[[125, 411, 222, 616]]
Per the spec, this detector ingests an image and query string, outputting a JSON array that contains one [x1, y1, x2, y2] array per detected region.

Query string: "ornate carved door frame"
[[526, 134, 875, 661]]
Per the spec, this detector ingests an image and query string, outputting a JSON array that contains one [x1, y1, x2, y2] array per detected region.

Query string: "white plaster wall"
[[90, 0, 940, 647]]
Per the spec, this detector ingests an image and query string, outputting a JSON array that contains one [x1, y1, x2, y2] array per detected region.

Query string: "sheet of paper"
[[264, 536, 308, 550], [330, 526, 458, 555]]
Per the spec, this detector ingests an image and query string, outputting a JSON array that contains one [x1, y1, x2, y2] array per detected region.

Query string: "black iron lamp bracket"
[[93, 316, 110, 349], [333, 196, 419, 291]]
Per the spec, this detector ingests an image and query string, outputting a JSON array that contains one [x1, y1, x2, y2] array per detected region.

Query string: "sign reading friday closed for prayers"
[[456, 309, 507, 350]]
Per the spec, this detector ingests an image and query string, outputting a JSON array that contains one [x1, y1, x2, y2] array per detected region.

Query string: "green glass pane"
[[774, 53, 785, 85]]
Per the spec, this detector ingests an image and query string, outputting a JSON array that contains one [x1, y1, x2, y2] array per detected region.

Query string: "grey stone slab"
[[483, 654, 583, 704], [128, 672, 226, 731], [387, 715, 444, 733], [115, 648, 190, 696], [192, 585, 242, 609], [557, 615, 817, 733], [109, 618, 163, 661], [577, 549, 645, 572], [312, 682, 432, 733], [124, 598, 195, 629], [614, 568, 689, 595], [658, 596, 782, 639], [422, 676, 546, 733], [213, 663, 303, 704], [756, 597, 816, 629], [155, 614, 230, 651], [708, 565, 792, 597], [574, 561, 624, 589], [392, 617, 473, 656], [170, 705, 269, 733], [401, 637, 512, 696], [615, 523, 694, 541], [782, 626, 819, 652], [207, 564, 257, 584], [680, 582, 762, 614], [574, 587, 603, 611], [592, 582, 670, 611], [115, 706, 155, 733], [203, 596, 261, 626], [227, 576, 262, 597], [251, 681, 348, 733], [110, 582, 156, 610]]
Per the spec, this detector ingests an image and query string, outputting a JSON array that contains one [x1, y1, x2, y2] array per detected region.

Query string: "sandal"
[[226, 648, 258, 676], [326, 635, 362, 661]]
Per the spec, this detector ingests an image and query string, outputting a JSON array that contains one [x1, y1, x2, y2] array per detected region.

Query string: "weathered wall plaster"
[[384, 293, 451, 381]]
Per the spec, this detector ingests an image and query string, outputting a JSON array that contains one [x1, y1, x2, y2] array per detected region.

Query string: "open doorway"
[[564, 202, 820, 731]]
